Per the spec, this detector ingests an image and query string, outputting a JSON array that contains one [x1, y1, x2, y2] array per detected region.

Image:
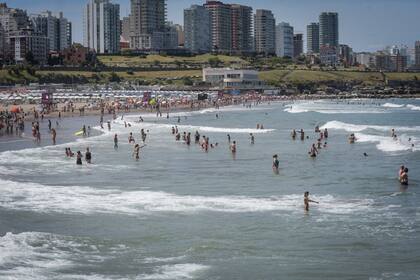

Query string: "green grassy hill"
[[98, 54, 248, 67], [1, 67, 419, 87]]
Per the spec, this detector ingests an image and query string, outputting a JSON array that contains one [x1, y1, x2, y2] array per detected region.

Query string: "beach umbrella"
[[149, 98, 157, 106]]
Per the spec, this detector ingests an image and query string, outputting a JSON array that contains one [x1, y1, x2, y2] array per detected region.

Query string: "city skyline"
[[2, 0, 420, 52]]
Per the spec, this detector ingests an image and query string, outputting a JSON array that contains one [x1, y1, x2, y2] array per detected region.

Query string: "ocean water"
[[1, 99, 420, 280]]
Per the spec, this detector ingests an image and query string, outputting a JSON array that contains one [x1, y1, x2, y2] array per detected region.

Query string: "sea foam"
[[381, 103, 405, 108], [0, 179, 372, 215], [321, 121, 420, 133]]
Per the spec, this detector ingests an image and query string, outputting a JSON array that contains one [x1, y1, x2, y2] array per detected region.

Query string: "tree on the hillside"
[[153, 60, 161, 68], [208, 57, 222, 67], [175, 60, 182, 68], [183, 77, 193, 86], [109, 72, 121, 83], [25, 51, 38, 65]]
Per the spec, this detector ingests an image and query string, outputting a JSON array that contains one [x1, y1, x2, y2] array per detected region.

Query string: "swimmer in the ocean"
[[114, 134, 118, 149], [250, 133, 255, 144], [304, 191, 318, 212], [85, 148, 92, 164], [272, 154, 279, 172], [195, 131, 200, 143], [291, 129, 296, 140], [51, 128, 56, 145], [400, 167, 409, 185], [128, 132, 135, 143], [399, 165, 405, 179], [348, 134, 356, 144], [317, 138, 322, 149], [133, 144, 140, 160], [299, 129, 305, 140], [230, 141, 237, 153], [309, 144, 318, 157], [76, 151, 83, 165]]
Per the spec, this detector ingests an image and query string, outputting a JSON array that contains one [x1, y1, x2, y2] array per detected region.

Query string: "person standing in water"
[[291, 129, 297, 140], [133, 143, 146, 160], [114, 134, 118, 149], [400, 167, 409, 185], [128, 132, 135, 143], [51, 128, 57, 145], [399, 165, 405, 179], [324, 128, 328, 139], [85, 148, 92, 164], [195, 131, 200, 144], [227, 134, 231, 143], [250, 133, 255, 145], [133, 144, 140, 160], [230, 141, 237, 153], [141, 129, 147, 143], [309, 144, 318, 157], [107, 121, 111, 131], [299, 129, 305, 140], [186, 132, 191, 146], [36, 129, 41, 143], [304, 192, 318, 212], [76, 151, 83, 165], [272, 154, 279, 173]]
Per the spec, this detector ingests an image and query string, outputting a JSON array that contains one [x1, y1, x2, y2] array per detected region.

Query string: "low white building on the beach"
[[202, 68, 264, 89]]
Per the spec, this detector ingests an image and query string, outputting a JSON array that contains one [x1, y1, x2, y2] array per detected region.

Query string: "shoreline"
[[1, 94, 420, 123]]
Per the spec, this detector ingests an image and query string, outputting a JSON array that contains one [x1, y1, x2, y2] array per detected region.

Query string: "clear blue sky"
[[3, 0, 420, 52]]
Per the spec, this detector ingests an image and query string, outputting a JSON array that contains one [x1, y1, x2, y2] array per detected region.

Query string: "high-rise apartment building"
[[129, 0, 166, 50], [174, 24, 184, 47], [9, 28, 48, 64], [163, 22, 179, 49], [0, 27, 4, 62], [293, 33, 303, 58], [184, 5, 211, 53], [0, 3, 30, 61], [59, 13, 72, 51], [121, 16, 130, 42], [0, 3, 30, 36], [204, 1, 232, 52], [0, 25, 6, 63], [415, 41, 420, 67], [276, 22, 294, 58], [230, 4, 253, 53], [319, 12, 338, 48], [254, 9, 275, 55], [83, 0, 120, 54], [31, 11, 72, 52], [339, 44, 353, 66], [306, 22, 319, 53]]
